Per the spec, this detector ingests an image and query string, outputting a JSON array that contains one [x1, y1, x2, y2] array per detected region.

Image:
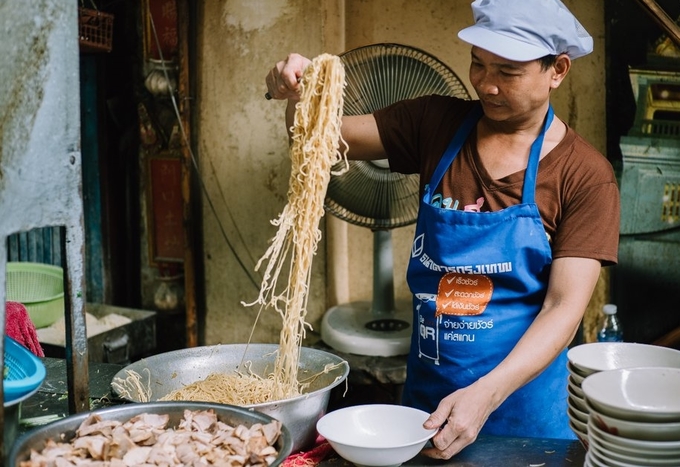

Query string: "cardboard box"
[[39, 303, 156, 364]]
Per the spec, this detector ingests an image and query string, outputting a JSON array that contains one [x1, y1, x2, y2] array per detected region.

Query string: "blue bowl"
[[3, 335, 46, 404]]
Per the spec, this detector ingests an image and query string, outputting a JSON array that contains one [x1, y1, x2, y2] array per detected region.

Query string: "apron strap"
[[425, 103, 483, 204], [425, 103, 555, 206], [522, 105, 554, 204]]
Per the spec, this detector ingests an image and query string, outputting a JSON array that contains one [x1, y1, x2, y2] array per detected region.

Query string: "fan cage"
[[325, 43, 471, 229]]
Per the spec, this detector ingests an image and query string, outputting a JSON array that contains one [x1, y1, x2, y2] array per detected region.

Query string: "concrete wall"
[[196, 1, 608, 346]]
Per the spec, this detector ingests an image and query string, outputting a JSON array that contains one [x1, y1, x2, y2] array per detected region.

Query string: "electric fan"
[[321, 43, 471, 357]]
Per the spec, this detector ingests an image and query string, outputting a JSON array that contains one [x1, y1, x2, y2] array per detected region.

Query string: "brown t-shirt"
[[374, 95, 619, 265]]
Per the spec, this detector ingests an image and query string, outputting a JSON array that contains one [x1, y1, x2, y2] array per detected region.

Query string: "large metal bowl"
[[8, 401, 294, 466], [110, 344, 349, 452]]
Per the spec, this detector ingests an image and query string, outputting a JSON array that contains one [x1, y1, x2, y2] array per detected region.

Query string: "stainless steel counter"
[[320, 435, 585, 467]]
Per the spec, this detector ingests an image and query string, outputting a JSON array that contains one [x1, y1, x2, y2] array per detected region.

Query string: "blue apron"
[[402, 103, 573, 439]]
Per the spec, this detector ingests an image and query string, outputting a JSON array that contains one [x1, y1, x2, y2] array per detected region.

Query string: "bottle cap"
[[603, 304, 617, 315]]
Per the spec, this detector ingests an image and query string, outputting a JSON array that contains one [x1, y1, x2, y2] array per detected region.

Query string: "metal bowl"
[[110, 344, 349, 452], [9, 401, 294, 466]]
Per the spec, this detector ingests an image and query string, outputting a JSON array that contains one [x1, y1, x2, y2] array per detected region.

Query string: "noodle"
[[111, 368, 152, 402], [246, 53, 348, 400], [160, 372, 281, 406], [155, 54, 348, 405]]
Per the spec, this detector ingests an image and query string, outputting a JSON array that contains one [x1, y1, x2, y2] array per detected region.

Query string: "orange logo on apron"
[[436, 273, 493, 316]]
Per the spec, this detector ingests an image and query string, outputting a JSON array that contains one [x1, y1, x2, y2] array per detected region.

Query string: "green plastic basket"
[[6, 262, 64, 329]]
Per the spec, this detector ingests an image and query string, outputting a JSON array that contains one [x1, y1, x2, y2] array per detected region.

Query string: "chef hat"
[[457, 0, 593, 61]]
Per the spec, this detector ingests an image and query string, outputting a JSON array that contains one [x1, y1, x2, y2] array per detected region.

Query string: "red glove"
[[283, 436, 333, 467], [5, 301, 44, 357]]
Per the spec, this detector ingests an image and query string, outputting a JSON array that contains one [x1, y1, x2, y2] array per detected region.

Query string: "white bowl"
[[567, 377, 584, 399], [316, 404, 437, 467], [588, 419, 680, 460], [587, 418, 680, 455], [568, 409, 588, 434], [582, 367, 680, 423], [584, 451, 600, 467], [569, 420, 588, 450], [567, 384, 588, 413], [569, 404, 588, 424], [567, 363, 586, 386], [569, 394, 589, 414], [588, 443, 638, 467], [569, 370, 585, 386], [589, 437, 680, 466], [567, 343, 680, 376], [588, 444, 631, 467], [588, 400, 680, 441], [567, 360, 590, 378]]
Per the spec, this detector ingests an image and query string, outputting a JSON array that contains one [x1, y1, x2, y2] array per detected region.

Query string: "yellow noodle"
[[111, 368, 152, 402], [160, 372, 278, 405], [160, 54, 347, 405]]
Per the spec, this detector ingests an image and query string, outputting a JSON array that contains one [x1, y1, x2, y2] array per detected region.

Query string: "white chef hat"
[[457, 0, 593, 61]]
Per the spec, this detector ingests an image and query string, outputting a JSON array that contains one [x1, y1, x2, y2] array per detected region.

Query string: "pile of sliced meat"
[[20, 408, 282, 466]]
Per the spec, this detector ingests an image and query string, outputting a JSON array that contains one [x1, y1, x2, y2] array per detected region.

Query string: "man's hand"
[[265, 53, 311, 101], [421, 380, 498, 459]]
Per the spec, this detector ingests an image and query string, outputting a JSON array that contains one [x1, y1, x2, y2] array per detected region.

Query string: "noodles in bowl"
[[111, 343, 348, 452]]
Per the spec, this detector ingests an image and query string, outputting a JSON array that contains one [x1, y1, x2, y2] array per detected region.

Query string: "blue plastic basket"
[[3, 335, 46, 404]]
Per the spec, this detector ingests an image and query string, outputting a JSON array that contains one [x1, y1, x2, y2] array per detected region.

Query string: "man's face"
[[468, 46, 556, 124]]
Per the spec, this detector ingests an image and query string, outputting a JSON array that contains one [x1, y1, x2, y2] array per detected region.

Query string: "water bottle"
[[597, 304, 623, 342]]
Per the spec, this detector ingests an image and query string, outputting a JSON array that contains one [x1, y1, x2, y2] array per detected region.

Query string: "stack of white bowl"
[[581, 367, 680, 467], [565, 342, 680, 453], [565, 356, 590, 448]]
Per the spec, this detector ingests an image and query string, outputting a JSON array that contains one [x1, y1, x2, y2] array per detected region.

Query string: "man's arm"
[[268, 53, 387, 161], [421, 256, 602, 459]]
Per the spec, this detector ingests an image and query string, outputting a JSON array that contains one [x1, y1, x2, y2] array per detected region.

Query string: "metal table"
[[320, 435, 585, 467]]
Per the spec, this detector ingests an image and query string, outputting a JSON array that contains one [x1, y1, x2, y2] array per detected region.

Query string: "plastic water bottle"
[[597, 304, 623, 342]]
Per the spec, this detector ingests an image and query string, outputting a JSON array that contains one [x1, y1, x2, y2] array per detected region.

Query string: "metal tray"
[[9, 401, 293, 466]]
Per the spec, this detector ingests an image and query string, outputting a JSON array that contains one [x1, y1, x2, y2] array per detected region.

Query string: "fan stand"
[[321, 229, 412, 357], [320, 44, 470, 357]]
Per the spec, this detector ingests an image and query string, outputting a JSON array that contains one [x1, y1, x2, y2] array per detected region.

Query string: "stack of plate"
[[565, 342, 680, 450], [581, 367, 680, 467], [566, 357, 590, 448]]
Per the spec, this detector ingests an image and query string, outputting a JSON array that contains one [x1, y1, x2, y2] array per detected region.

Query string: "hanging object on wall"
[[144, 60, 178, 97], [141, 0, 184, 270], [145, 1, 260, 289], [78, 1, 114, 53], [148, 156, 185, 264], [138, 103, 158, 146], [154, 272, 185, 312], [142, 0, 178, 61]]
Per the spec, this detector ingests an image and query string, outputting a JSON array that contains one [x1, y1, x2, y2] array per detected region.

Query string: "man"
[[266, 0, 619, 459]]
